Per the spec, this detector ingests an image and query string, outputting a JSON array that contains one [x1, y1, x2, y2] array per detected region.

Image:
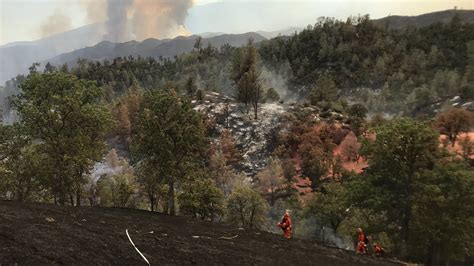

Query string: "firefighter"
[[356, 228, 367, 254], [365, 235, 372, 254], [278, 210, 292, 239], [373, 243, 385, 257]]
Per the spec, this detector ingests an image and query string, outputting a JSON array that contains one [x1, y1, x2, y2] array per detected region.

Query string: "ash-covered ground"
[[194, 92, 288, 176], [0, 201, 404, 265]]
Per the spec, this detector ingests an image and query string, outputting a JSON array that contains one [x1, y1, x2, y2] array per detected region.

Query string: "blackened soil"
[[0, 201, 403, 265]]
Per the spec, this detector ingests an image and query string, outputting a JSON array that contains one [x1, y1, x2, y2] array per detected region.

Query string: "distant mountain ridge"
[[373, 9, 474, 29], [46, 32, 267, 67], [0, 23, 105, 83], [1, 9, 474, 84]]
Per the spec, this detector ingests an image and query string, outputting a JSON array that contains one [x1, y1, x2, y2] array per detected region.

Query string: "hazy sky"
[[0, 0, 472, 45]]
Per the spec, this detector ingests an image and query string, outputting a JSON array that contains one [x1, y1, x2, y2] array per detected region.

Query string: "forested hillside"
[[259, 14, 474, 115], [4, 13, 472, 117], [45, 32, 266, 69], [1, 11, 473, 266], [373, 9, 474, 29]]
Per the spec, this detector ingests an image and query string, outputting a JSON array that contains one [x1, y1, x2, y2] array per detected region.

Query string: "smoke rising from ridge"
[[82, 0, 194, 42], [38, 12, 73, 38], [104, 0, 134, 42], [131, 0, 193, 40]]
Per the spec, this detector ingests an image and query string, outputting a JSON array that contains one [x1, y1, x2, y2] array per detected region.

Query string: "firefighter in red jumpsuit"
[[278, 210, 292, 239], [373, 243, 385, 256], [356, 228, 367, 254]]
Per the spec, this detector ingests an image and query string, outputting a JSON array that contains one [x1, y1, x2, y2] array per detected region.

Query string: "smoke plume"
[[130, 0, 193, 41], [104, 0, 134, 42], [80, 0, 107, 24], [38, 12, 73, 38], [82, 0, 194, 42]]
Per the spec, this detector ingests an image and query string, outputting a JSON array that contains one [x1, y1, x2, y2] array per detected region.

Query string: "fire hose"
[[126, 229, 151, 265]]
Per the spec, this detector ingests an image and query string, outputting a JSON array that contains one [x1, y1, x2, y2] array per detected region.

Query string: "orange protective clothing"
[[278, 213, 292, 239], [356, 230, 366, 254], [374, 243, 384, 256]]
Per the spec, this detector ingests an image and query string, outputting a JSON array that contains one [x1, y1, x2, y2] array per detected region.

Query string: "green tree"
[[461, 41, 474, 100], [360, 118, 439, 258], [209, 150, 241, 196], [436, 108, 474, 147], [178, 173, 224, 221], [306, 182, 351, 232], [12, 73, 112, 205], [131, 89, 207, 215], [257, 157, 283, 206], [226, 183, 268, 229], [0, 124, 46, 202], [97, 172, 137, 208], [232, 39, 262, 119], [458, 135, 473, 160], [111, 86, 142, 154], [410, 162, 474, 265], [347, 103, 367, 120], [301, 147, 327, 191], [282, 159, 296, 194], [265, 87, 280, 102], [185, 76, 198, 97], [347, 103, 367, 136], [135, 161, 167, 212], [431, 70, 460, 98], [309, 74, 337, 106]]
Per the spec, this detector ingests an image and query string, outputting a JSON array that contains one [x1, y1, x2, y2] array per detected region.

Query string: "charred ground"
[[0, 201, 402, 265]]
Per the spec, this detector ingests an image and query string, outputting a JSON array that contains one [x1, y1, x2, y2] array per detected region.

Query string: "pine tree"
[[131, 89, 208, 214], [360, 118, 439, 258], [232, 39, 262, 118]]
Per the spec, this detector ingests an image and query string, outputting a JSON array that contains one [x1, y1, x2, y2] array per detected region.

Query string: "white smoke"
[[38, 11, 73, 38], [81, 0, 194, 42], [259, 61, 300, 103]]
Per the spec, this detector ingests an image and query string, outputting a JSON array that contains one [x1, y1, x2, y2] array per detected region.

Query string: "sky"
[[0, 0, 473, 45]]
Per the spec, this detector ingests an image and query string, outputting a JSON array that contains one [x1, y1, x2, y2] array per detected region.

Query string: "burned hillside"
[[0, 201, 404, 266]]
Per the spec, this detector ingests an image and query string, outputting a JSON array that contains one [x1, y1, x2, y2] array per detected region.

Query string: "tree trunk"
[[253, 87, 259, 120], [270, 187, 274, 206], [17, 193, 23, 202], [400, 170, 415, 259], [400, 204, 412, 259], [76, 190, 81, 207], [149, 194, 155, 212], [245, 83, 248, 109], [254, 102, 258, 120], [451, 135, 457, 147], [16, 186, 24, 202], [69, 194, 75, 206], [210, 204, 215, 222], [58, 171, 68, 206], [239, 206, 246, 228], [249, 206, 256, 229], [168, 179, 175, 215], [427, 242, 441, 266], [225, 103, 230, 128], [59, 192, 66, 206], [163, 199, 168, 214]]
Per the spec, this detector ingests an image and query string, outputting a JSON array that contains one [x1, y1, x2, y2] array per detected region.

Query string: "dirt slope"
[[0, 201, 402, 265]]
